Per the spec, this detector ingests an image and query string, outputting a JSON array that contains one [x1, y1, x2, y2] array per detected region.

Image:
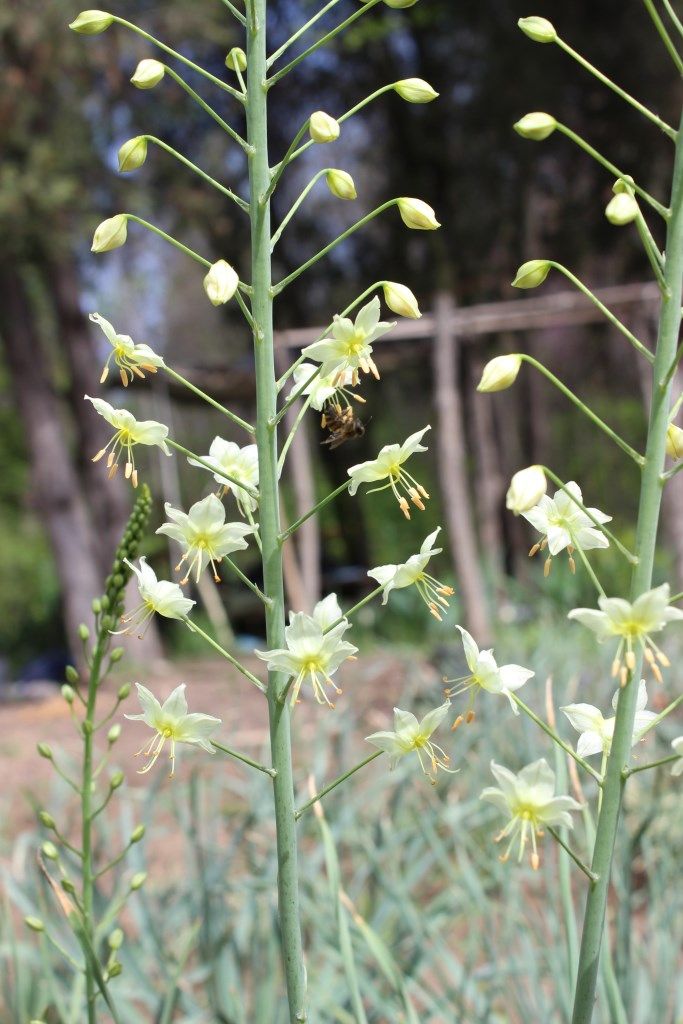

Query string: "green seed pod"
[[130, 872, 147, 891], [61, 684, 76, 704], [108, 928, 124, 950], [37, 743, 53, 760], [130, 824, 145, 843], [25, 916, 45, 932], [39, 811, 56, 830], [41, 842, 59, 861]]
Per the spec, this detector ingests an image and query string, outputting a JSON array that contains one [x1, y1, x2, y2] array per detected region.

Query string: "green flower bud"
[[511, 259, 551, 289], [65, 665, 79, 684], [69, 10, 114, 34], [131, 59, 165, 89], [325, 169, 357, 201], [107, 724, 122, 745], [118, 136, 148, 173], [605, 193, 639, 225], [91, 598, 101, 614], [61, 879, 76, 895], [130, 871, 147, 891], [110, 770, 125, 791], [613, 176, 635, 194], [113, 573, 125, 589], [78, 623, 90, 641], [130, 824, 145, 843], [109, 647, 124, 663], [82, 719, 93, 736], [225, 47, 247, 72], [397, 197, 441, 230], [25, 916, 45, 932], [107, 962, 123, 978], [108, 928, 124, 950], [513, 112, 557, 141], [117, 682, 132, 701], [383, 281, 421, 319], [517, 16, 557, 43], [61, 684, 76, 704], [309, 111, 340, 144], [39, 811, 56, 830], [37, 743, 53, 760], [384, 0, 418, 7], [394, 78, 439, 103], [100, 594, 111, 610], [91, 215, 127, 253], [41, 842, 59, 860], [477, 354, 523, 393]]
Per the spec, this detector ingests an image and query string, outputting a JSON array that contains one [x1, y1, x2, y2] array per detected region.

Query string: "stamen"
[[544, 557, 552, 577]]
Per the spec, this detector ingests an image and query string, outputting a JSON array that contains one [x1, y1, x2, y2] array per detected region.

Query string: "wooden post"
[[432, 292, 491, 642]]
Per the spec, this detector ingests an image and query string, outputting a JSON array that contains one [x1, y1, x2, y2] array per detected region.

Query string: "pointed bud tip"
[[513, 112, 557, 141], [69, 10, 113, 33], [518, 16, 557, 43]]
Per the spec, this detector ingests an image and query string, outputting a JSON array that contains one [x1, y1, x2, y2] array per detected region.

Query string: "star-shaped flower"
[[90, 312, 164, 386], [125, 683, 220, 776], [366, 703, 454, 783], [255, 606, 357, 707], [86, 396, 171, 487], [568, 583, 683, 684], [445, 626, 534, 720], [156, 493, 254, 584], [562, 680, 656, 758], [188, 438, 259, 515], [118, 556, 195, 636], [348, 426, 431, 519], [287, 362, 357, 413], [481, 759, 581, 869], [368, 528, 454, 620], [302, 297, 395, 383], [522, 481, 611, 575]]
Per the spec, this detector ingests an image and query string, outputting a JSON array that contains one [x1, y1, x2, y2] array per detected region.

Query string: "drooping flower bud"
[[477, 354, 522, 393], [69, 10, 113, 34], [383, 281, 421, 319], [92, 214, 128, 253], [130, 871, 147, 890], [613, 176, 636, 195], [397, 197, 441, 230], [309, 111, 340, 143], [506, 466, 547, 515], [42, 842, 59, 861], [513, 112, 557, 141], [37, 743, 53, 760], [666, 424, 683, 460], [517, 16, 557, 43], [605, 193, 638, 225], [394, 78, 439, 103], [118, 136, 148, 173], [511, 259, 551, 289], [131, 59, 165, 89], [130, 824, 146, 843], [203, 260, 239, 305], [110, 770, 125, 791], [25, 917, 45, 933], [325, 168, 357, 200], [225, 47, 247, 72]]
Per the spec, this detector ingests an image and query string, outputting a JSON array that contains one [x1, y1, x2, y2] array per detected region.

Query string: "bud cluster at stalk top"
[[101, 485, 153, 626]]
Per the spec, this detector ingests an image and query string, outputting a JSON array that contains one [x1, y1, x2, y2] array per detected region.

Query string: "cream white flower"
[[125, 683, 220, 776], [287, 363, 356, 413], [522, 481, 611, 574], [156, 494, 254, 584], [671, 736, 683, 776], [397, 197, 440, 230], [119, 556, 195, 636], [506, 465, 547, 514], [302, 297, 395, 382], [256, 609, 357, 707], [188, 437, 259, 515], [366, 704, 454, 783], [348, 426, 431, 519], [90, 313, 164, 386], [85, 395, 170, 487], [446, 626, 534, 720], [368, 528, 454, 620], [481, 759, 581, 869], [568, 583, 683, 684], [203, 260, 239, 306], [310, 593, 348, 632], [562, 680, 656, 758]]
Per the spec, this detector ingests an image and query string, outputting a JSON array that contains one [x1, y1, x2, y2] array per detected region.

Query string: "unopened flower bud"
[[394, 78, 439, 103], [513, 112, 557, 141], [108, 928, 124, 950], [78, 623, 90, 641], [613, 176, 635, 195], [91, 214, 127, 253], [61, 684, 76, 704], [130, 824, 145, 843], [110, 647, 124, 663], [225, 47, 247, 72], [325, 169, 357, 200], [117, 682, 131, 700], [25, 916, 45, 933], [37, 743, 53, 760], [107, 724, 122, 745], [383, 281, 421, 319], [506, 466, 547, 515], [203, 260, 239, 306], [69, 10, 113, 34], [41, 842, 59, 860], [130, 871, 147, 891], [511, 259, 551, 289], [65, 664, 79, 684], [131, 59, 165, 90], [39, 811, 56, 830], [118, 136, 148, 173], [91, 598, 101, 615], [61, 879, 76, 895], [477, 354, 523, 393], [110, 770, 124, 791], [384, 0, 418, 7], [666, 424, 683, 460], [397, 197, 440, 230], [517, 16, 557, 43], [309, 111, 340, 144], [605, 193, 638, 225]]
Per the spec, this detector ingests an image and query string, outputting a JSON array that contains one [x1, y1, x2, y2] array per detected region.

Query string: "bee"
[[320, 402, 366, 450]]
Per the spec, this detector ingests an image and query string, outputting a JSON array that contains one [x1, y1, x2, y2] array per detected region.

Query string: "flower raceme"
[[368, 527, 454, 620], [522, 481, 611, 575], [302, 297, 395, 383], [125, 683, 220, 776], [562, 680, 656, 758], [188, 438, 259, 515], [85, 396, 170, 487], [89, 312, 164, 386], [118, 557, 195, 636], [568, 583, 683, 684], [366, 704, 454, 784], [256, 596, 357, 707], [348, 425, 431, 519], [445, 626, 534, 721], [481, 759, 581, 869], [156, 494, 254, 584]]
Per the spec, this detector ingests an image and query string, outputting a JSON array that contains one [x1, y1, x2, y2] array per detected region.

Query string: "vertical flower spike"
[[89, 313, 164, 386], [366, 704, 455, 784], [156, 494, 254, 584], [125, 683, 221, 776], [85, 396, 171, 486], [187, 438, 260, 515], [368, 528, 454, 620], [302, 297, 395, 383], [347, 426, 431, 518]]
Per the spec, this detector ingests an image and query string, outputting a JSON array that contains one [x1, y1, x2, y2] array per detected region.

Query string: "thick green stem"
[[571, 108, 683, 1024], [246, 3, 307, 1019]]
